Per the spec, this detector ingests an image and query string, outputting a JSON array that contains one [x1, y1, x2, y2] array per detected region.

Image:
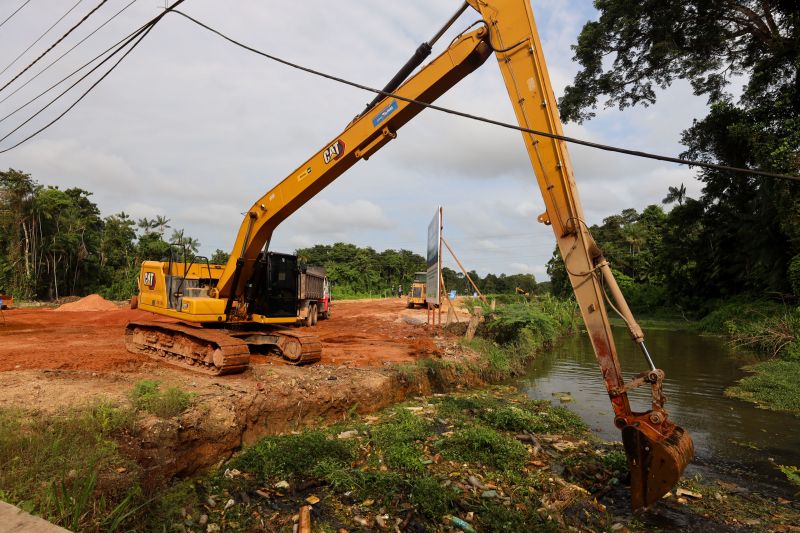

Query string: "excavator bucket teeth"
[[622, 424, 694, 509]]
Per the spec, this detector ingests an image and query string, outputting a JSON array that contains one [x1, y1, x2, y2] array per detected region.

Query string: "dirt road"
[[0, 298, 478, 480], [0, 298, 465, 372]]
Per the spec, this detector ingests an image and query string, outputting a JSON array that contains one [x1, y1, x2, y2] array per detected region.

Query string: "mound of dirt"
[[55, 294, 119, 312]]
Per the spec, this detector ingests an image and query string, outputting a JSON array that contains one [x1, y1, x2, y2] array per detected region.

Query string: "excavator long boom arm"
[[213, 26, 493, 300], [137, 1, 693, 508], [467, 0, 693, 508]]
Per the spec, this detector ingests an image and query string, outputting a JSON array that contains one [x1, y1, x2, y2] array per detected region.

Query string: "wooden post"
[[440, 271, 460, 325], [437, 207, 443, 328], [298, 505, 311, 533], [465, 306, 483, 341], [441, 237, 486, 303]]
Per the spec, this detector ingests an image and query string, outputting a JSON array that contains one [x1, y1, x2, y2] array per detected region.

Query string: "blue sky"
[[0, 1, 708, 281]]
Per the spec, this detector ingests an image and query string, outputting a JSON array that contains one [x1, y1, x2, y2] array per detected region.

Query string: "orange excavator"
[[127, 0, 693, 508]]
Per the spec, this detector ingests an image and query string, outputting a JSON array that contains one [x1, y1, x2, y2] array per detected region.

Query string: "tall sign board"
[[426, 207, 442, 305]]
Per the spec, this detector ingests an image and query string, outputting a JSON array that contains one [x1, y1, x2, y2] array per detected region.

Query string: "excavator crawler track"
[[125, 321, 251, 375], [271, 327, 322, 365], [125, 321, 323, 374]]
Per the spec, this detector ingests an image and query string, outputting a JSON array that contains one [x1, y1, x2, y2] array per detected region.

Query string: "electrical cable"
[[0, 0, 84, 79], [0, 0, 138, 109], [0, 0, 110, 95], [0, 0, 32, 32], [172, 10, 800, 183], [0, 0, 186, 154]]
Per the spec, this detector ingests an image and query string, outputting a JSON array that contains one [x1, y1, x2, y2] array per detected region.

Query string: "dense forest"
[[0, 169, 536, 301], [295, 243, 538, 298], [0, 168, 225, 301], [548, 197, 800, 315]]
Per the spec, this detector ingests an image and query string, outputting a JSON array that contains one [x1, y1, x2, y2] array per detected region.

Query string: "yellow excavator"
[[126, 0, 693, 508]]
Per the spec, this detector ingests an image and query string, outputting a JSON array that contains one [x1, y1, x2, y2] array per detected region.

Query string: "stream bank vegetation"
[[0, 379, 200, 531], [1, 378, 798, 530], [146, 387, 800, 531]]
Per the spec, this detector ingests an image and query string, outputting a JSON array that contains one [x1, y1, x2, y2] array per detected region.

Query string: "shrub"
[[233, 430, 357, 482], [437, 426, 527, 471], [129, 380, 193, 418], [725, 307, 800, 360]]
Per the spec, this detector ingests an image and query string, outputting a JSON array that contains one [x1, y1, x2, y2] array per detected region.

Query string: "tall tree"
[[561, 0, 800, 298]]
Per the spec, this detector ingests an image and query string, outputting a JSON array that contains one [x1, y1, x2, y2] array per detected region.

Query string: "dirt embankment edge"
[[132, 355, 485, 485]]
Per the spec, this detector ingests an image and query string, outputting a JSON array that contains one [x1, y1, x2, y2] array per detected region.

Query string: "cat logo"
[[143, 271, 156, 289], [323, 139, 345, 164]]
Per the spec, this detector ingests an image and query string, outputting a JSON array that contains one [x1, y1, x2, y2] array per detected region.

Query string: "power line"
[[0, 0, 187, 154], [0, 0, 32, 32], [0, 0, 110, 95], [0, 0, 84, 79], [0, 0, 138, 109], [172, 10, 800, 184]]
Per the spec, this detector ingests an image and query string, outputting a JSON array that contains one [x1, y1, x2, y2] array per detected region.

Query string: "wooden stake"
[[441, 237, 486, 303], [439, 271, 460, 324], [298, 505, 311, 533]]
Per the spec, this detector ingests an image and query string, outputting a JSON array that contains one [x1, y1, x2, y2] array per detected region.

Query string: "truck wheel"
[[302, 306, 312, 327], [311, 303, 318, 326]]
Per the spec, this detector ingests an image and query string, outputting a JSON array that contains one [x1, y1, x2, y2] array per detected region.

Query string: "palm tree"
[[153, 215, 170, 236], [169, 228, 184, 245], [136, 217, 154, 233], [662, 183, 687, 206]]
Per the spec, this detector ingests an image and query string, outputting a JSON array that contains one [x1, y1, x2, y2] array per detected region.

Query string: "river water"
[[517, 325, 800, 496]]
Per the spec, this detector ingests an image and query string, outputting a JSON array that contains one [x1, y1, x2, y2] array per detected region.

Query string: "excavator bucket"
[[622, 424, 695, 509]]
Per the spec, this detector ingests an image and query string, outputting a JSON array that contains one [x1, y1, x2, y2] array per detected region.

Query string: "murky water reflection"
[[518, 326, 800, 495]]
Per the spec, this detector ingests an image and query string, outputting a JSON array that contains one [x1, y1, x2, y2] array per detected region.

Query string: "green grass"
[[479, 402, 587, 434], [129, 380, 194, 418], [0, 401, 141, 531], [437, 426, 528, 471], [370, 408, 432, 473], [776, 464, 800, 496], [454, 296, 580, 381], [408, 475, 458, 520], [726, 360, 800, 415], [232, 430, 357, 482]]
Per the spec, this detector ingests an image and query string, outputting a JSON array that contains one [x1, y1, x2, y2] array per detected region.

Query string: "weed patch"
[[437, 426, 527, 471], [130, 380, 194, 417], [0, 402, 140, 531], [232, 430, 357, 482], [726, 360, 800, 415]]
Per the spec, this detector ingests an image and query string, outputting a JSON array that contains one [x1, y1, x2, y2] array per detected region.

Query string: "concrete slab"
[[0, 501, 70, 532]]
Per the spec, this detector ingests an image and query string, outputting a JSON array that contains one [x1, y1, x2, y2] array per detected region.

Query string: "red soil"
[[55, 294, 120, 312], [0, 299, 459, 372]]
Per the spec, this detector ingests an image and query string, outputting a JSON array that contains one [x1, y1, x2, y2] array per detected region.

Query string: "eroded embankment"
[[130, 352, 487, 485]]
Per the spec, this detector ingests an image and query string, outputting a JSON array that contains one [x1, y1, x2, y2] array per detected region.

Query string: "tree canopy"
[[556, 1, 800, 301], [1, 169, 538, 301]]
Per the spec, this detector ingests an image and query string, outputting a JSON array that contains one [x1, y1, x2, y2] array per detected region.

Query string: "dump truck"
[[299, 264, 330, 325]]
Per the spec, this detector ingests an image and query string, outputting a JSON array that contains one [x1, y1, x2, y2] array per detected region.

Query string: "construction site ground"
[[0, 298, 478, 481]]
